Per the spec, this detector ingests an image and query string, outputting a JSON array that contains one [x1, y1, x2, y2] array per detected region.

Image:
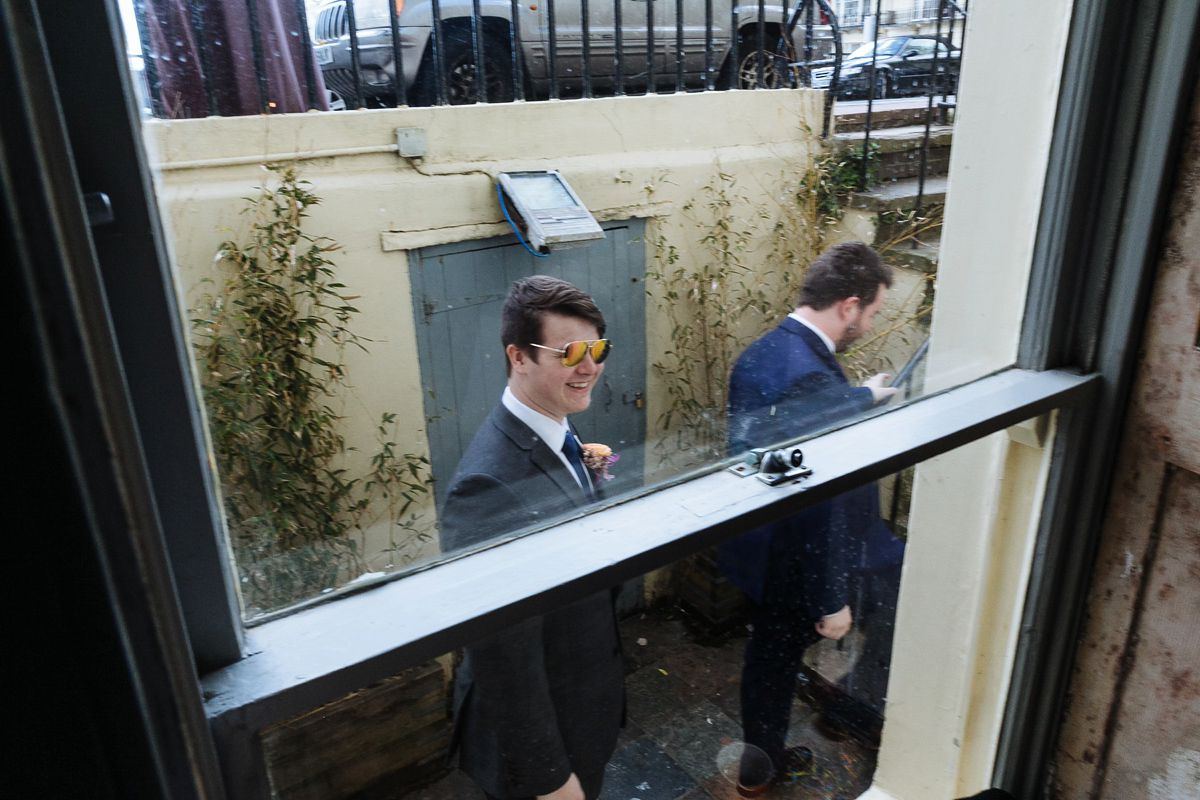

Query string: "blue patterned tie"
[[561, 434, 595, 500]]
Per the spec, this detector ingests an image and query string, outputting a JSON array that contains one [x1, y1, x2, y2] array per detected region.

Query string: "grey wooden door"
[[410, 219, 647, 513]]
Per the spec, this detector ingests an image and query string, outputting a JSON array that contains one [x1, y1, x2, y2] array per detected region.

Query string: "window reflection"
[[190, 176, 934, 616], [260, 448, 917, 800], [127, 0, 948, 616]]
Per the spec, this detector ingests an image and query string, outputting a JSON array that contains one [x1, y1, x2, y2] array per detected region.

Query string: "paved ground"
[[405, 606, 877, 800]]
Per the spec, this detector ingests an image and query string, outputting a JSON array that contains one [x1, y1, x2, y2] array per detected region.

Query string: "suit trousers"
[[835, 561, 901, 715], [740, 596, 823, 772]]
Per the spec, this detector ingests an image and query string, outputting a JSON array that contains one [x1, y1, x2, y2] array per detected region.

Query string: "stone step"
[[849, 175, 948, 213], [850, 176, 946, 252], [879, 238, 940, 274], [833, 96, 957, 132], [834, 123, 954, 153], [834, 124, 953, 181], [834, 105, 954, 132]]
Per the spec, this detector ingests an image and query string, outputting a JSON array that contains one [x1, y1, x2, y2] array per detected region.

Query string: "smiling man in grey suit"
[[439, 276, 624, 800]]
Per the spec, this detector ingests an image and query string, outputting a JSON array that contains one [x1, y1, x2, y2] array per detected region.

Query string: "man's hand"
[[863, 373, 899, 404], [538, 773, 585, 800], [816, 605, 852, 640]]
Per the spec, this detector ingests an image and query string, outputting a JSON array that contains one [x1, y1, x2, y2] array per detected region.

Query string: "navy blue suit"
[[717, 318, 903, 765]]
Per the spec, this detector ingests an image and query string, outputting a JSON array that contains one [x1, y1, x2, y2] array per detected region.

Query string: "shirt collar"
[[787, 311, 837, 355], [502, 386, 570, 452]]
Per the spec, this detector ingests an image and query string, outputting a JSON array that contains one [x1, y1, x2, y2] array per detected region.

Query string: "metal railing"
[[855, 0, 967, 229], [132, 0, 845, 128], [313, 0, 845, 106]]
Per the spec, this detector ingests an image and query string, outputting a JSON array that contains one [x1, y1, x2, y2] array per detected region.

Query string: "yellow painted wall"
[[147, 89, 855, 575]]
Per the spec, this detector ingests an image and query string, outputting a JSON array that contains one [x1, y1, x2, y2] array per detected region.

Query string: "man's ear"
[[837, 295, 862, 321], [506, 343, 528, 375]]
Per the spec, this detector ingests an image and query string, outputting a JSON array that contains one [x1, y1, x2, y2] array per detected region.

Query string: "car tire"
[[735, 48, 791, 89], [410, 27, 515, 106]]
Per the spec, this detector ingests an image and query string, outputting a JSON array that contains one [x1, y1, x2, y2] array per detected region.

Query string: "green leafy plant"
[[193, 164, 430, 614], [805, 141, 882, 221], [646, 139, 934, 470], [646, 170, 819, 467]]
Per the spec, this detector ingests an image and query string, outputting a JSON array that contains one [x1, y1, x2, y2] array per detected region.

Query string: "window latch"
[[728, 446, 812, 486]]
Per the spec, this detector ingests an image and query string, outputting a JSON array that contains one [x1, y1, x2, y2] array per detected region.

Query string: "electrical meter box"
[[497, 170, 606, 253]]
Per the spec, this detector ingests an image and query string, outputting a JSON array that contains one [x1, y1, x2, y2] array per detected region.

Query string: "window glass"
[[260, 462, 920, 798], [841, 0, 862, 25], [847, 38, 906, 60], [906, 39, 936, 56], [120, 0, 982, 617]]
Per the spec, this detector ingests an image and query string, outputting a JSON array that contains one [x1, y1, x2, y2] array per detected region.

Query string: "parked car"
[[310, 0, 835, 106], [808, 35, 959, 100]]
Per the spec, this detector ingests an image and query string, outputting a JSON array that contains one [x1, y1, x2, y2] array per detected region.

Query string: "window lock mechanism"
[[728, 446, 812, 486]]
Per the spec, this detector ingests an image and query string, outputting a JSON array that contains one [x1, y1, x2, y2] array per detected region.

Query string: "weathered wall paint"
[[1053, 76, 1200, 800]]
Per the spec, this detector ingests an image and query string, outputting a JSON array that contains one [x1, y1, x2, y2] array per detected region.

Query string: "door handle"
[[622, 390, 645, 409]]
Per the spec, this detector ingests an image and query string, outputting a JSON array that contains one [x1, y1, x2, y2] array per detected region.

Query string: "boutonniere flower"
[[581, 442, 620, 481]]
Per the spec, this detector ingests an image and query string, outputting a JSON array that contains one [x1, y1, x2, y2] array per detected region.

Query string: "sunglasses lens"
[[562, 341, 590, 366], [558, 340, 610, 366]]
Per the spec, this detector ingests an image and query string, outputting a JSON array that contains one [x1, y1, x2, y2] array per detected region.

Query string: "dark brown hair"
[[798, 242, 893, 310], [501, 276, 606, 374]]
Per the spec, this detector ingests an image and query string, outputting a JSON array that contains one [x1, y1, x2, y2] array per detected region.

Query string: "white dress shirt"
[[502, 386, 587, 489], [788, 310, 837, 355]]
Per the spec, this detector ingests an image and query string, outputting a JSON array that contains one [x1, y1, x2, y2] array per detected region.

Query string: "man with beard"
[[718, 242, 905, 777]]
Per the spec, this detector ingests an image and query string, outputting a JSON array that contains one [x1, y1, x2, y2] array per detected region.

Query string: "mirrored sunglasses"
[[530, 339, 612, 367]]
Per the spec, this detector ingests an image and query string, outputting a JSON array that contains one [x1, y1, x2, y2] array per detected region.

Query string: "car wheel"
[[735, 48, 793, 89], [411, 28, 515, 106]]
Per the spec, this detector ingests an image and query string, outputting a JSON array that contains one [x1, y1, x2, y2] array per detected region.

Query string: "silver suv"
[[311, 0, 834, 106]]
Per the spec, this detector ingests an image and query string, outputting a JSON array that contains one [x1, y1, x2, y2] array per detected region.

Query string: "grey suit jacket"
[[440, 404, 624, 799]]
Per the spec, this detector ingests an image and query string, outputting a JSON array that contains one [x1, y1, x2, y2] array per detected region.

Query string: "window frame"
[[11, 0, 1199, 797], [998, 0, 1200, 791]]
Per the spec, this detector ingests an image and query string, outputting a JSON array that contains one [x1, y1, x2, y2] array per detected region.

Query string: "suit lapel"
[[532, 446, 590, 508], [779, 318, 850, 384], [491, 406, 590, 508]]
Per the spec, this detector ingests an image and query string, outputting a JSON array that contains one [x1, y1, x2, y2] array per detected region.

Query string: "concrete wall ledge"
[[148, 90, 824, 171]]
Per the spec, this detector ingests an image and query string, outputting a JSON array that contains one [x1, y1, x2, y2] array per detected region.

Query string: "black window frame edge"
[[37, 0, 245, 673], [9, 0, 1192, 798], [998, 0, 1200, 794], [4, 1, 226, 798]]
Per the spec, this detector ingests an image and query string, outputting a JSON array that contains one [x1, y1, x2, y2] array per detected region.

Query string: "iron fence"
[[133, 0, 846, 130], [854, 0, 967, 225], [308, 0, 846, 107]]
